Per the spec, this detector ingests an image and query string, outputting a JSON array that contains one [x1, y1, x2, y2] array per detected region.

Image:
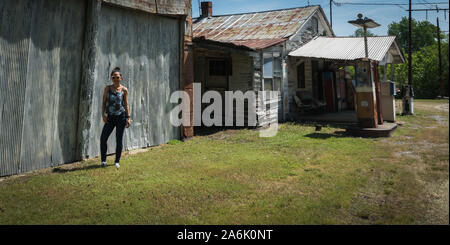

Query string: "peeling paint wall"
[[285, 10, 332, 117], [193, 47, 256, 126], [229, 54, 253, 92], [193, 44, 284, 127], [288, 59, 314, 114], [287, 11, 333, 53]]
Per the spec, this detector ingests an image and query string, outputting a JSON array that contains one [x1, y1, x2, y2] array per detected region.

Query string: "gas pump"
[[354, 60, 378, 128]]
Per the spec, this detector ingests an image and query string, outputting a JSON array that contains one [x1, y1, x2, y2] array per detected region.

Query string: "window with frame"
[[263, 52, 282, 92], [263, 54, 273, 79], [209, 59, 232, 76]]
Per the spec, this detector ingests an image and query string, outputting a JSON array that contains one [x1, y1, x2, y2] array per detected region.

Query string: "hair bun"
[[114, 67, 120, 71]]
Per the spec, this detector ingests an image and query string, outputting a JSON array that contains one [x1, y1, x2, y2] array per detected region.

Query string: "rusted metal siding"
[[103, 0, 189, 15], [0, 0, 86, 176], [193, 5, 319, 49], [87, 4, 181, 158], [182, 7, 194, 138]]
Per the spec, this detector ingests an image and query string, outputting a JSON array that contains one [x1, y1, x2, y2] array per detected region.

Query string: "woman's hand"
[[126, 118, 131, 128], [102, 114, 108, 123]]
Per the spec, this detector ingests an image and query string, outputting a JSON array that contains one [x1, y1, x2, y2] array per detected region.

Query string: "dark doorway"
[[312, 60, 323, 101]]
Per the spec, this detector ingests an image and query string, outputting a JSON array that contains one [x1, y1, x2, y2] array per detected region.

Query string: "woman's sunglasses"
[[112, 76, 121, 79]]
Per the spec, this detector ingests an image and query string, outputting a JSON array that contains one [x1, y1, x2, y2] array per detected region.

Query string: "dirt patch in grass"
[[424, 179, 449, 224], [435, 103, 449, 112], [351, 101, 449, 224]]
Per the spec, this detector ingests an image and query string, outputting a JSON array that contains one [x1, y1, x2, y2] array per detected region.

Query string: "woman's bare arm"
[[102, 86, 108, 116], [123, 87, 130, 118]]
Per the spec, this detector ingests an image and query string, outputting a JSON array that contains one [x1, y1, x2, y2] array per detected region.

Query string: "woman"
[[100, 67, 131, 169]]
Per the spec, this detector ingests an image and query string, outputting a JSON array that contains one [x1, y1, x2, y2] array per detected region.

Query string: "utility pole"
[[330, 0, 333, 28], [403, 0, 414, 115], [437, 16, 443, 97], [408, 0, 412, 92], [406, 6, 449, 98]]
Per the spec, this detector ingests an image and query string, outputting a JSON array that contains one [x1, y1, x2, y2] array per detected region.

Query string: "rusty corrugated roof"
[[231, 38, 287, 50], [289, 36, 405, 63], [193, 5, 320, 50], [103, 0, 190, 15]]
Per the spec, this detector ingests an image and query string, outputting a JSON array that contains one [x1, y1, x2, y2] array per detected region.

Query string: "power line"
[[407, 8, 449, 11], [332, 1, 448, 11], [332, 1, 449, 19], [419, 0, 436, 9], [328, 0, 450, 31], [333, 2, 449, 6]]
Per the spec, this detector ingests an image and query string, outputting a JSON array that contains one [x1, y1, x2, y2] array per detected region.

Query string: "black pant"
[[100, 113, 126, 163]]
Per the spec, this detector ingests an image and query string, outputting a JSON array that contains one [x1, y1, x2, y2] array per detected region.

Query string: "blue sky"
[[192, 0, 449, 36]]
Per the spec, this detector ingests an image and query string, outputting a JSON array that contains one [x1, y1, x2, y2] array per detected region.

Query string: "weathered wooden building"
[[0, 0, 194, 177], [192, 3, 334, 126], [192, 2, 404, 129]]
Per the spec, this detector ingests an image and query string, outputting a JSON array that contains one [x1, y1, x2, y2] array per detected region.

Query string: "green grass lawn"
[[0, 100, 448, 224]]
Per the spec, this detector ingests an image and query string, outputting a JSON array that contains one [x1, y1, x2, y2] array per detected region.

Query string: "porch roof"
[[289, 36, 405, 64]]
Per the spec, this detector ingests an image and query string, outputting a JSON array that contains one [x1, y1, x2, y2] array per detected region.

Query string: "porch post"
[[181, 9, 194, 138], [282, 57, 289, 122], [390, 64, 395, 82]]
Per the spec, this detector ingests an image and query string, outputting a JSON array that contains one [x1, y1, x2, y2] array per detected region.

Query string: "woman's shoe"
[[115, 163, 120, 169]]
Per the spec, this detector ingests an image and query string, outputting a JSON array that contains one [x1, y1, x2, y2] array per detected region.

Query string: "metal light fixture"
[[348, 14, 380, 58], [348, 13, 381, 28]]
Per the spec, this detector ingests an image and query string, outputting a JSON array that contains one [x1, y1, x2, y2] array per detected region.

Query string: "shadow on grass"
[[52, 164, 107, 173], [287, 120, 358, 130], [194, 126, 258, 137], [304, 131, 355, 139]]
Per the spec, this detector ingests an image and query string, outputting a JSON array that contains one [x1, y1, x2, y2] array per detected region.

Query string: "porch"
[[287, 36, 405, 129]]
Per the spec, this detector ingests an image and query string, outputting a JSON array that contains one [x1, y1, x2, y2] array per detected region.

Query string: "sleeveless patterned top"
[[106, 86, 126, 116]]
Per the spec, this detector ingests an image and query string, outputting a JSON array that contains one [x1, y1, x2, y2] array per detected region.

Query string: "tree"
[[388, 34, 449, 98], [353, 28, 375, 37], [388, 17, 437, 52]]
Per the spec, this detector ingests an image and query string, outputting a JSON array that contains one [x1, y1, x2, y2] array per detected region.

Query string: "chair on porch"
[[293, 91, 326, 114], [311, 99, 326, 112], [293, 92, 313, 114]]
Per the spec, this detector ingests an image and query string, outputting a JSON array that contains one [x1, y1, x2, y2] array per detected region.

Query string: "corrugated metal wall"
[[0, 0, 86, 176], [0, 0, 183, 176], [0, 1, 32, 176], [88, 4, 181, 158]]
